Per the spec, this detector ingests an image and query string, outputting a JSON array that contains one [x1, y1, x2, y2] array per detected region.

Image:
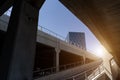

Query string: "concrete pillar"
[[0, 0, 44, 80], [55, 48, 60, 72], [54, 36, 61, 72], [83, 54, 86, 64]]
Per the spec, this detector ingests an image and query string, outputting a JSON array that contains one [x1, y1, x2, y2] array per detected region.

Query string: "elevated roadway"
[[0, 14, 103, 80]]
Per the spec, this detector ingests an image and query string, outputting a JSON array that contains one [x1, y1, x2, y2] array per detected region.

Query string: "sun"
[[95, 48, 104, 57], [94, 46, 105, 58]]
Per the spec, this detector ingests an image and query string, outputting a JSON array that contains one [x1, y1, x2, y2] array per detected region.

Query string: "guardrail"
[[38, 25, 66, 41], [87, 64, 105, 80], [65, 63, 104, 80], [33, 61, 84, 79], [34, 60, 103, 80], [65, 63, 112, 80], [38, 25, 90, 50]]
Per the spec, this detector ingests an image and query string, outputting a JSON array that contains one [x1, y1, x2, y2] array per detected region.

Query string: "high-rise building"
[[66, 32, 86, 50]]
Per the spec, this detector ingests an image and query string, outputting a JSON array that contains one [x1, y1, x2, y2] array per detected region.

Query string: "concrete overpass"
[[0, 14, 105, 80], [0, 0, 113, 80], [59, 0, 120, 79]]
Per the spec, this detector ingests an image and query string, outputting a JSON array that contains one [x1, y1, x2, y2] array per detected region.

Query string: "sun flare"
[[94, 46, 105, 58]]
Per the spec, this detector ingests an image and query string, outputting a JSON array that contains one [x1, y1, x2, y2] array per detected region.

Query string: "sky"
[[38, 0, 103, 54]]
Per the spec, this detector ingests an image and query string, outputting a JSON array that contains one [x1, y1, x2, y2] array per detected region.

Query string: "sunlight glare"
[[95, 46, 105, 58]]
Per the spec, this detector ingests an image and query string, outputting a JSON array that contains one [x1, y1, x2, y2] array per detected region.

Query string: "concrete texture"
[[0, 30, 5, 55], [60, 0, 120, 79], [0, 0, 45, 80], [60, 0, 120, 68]]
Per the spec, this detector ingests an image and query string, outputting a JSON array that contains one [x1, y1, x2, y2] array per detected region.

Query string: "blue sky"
[[38, 0, 102, 53]]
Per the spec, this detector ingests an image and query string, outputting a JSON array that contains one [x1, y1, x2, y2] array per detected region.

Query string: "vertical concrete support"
[[55, 48, 60, 72], [0, 0, 44, 80], [54, 37, 60, 72], [83, 54, 86, 64]]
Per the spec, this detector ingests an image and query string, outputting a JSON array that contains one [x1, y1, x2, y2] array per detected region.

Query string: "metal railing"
[[65, 63, 113, 80], [102, 66, 113, 80], [89, 64, 113, 80], [65, 63, 105, 80], [87, 64, 105, 80], [33, 61, 84, 78], [38, 25, 89, 50], [38, 25, 66, 40]]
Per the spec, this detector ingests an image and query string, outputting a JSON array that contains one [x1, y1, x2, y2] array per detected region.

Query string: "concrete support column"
[[55, 48, 60, 72], [83, 54, 86, 64], [54, 36, 60, 72], [0, 0, 44, 80]]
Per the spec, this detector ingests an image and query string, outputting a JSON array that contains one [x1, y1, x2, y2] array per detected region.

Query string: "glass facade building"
[[66, 32, 86, 50]]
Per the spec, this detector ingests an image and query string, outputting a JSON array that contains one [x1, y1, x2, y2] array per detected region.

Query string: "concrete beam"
[[0, 0, 45, 16], [37, 31, 100, 61], [0, 0, 45, 80], [60, 0, 120, 67]]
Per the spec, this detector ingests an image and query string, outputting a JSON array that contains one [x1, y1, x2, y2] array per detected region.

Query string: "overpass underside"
[[60, 0, 120, 67], [60, 0, 120, 79]]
